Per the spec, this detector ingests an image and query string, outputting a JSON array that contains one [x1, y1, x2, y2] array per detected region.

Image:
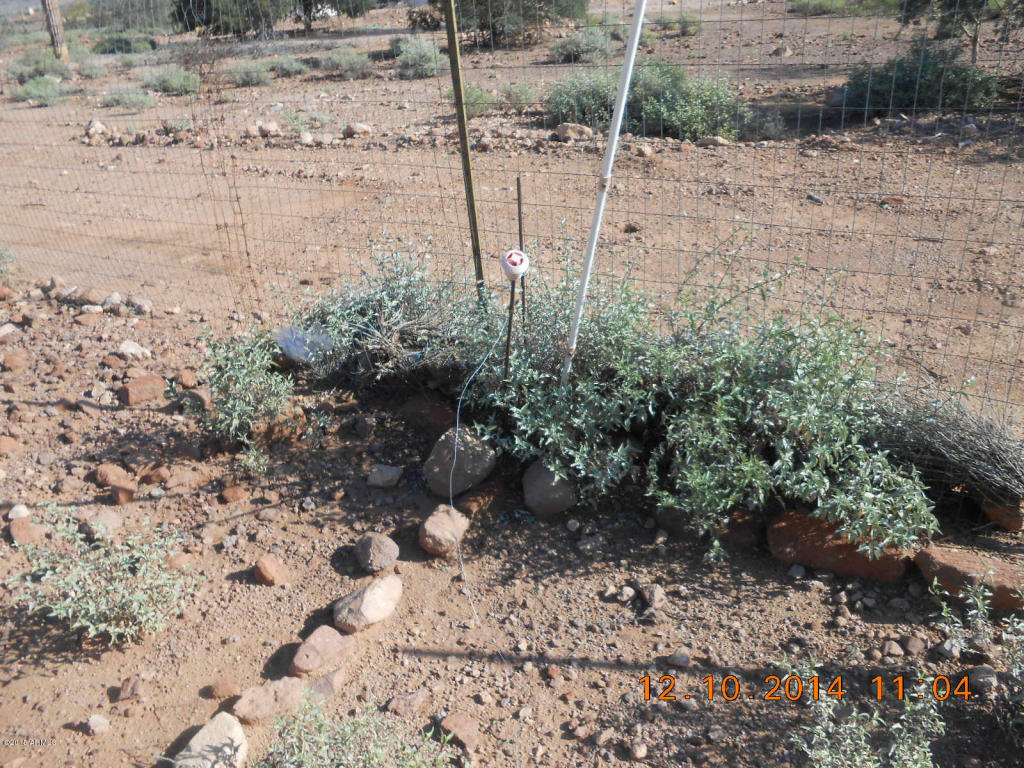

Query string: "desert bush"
[[447, 83, 498, 118], [546, 59, 752, 140], [317, 49, 373, 79], [10, 509, 195, 645], [11, 76, 61, 106], [63, 1, 93, 28], [89, 0, 170, 30], [501, 81, 537, 112], [228, 59, 272, 87], [841, 41, 998, 115], [8, 49, 73, 84], [430, 0, 588, 44], [77, 57, 106, 79], [173, 0, 292, 36], [0, 244, 12, 280], [395, 36, 445, 79], [91, 33, 157, 54], [655, 11, 701, 36], [270, 55, 308, 77], [101, 85, 155, 110], [140, 65, 201, 95], [255, 701, 453, 768], [550, 26, 612, 63]]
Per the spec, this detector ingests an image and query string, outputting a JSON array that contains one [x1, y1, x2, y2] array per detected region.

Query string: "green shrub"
[[11, 76, 61, 106], [430, 0, 588, 43], [655, 11, 701, 36], [173, 0, 292, 36], [550, 26, 612, 63], [255, 701, 453, 768], [447, 83, 498, 118], [284, 110, 331, 132], [10, 509, 195, 645], [270, 55, 308, 77], [77, 57, 106, 79], [8, 49, 72, 84], [63, 1, 93, 28], [395, 36, 445, 79], [89, 0, 170, 31], [140, 65, 201, 95], [317, 49, 373, 80], [501, 81, 536, 113], [116, 53, 140, 69], [92, 34, 157, 55], [228, 59, 272, 87], [101, 85, 155, 110], [546, 59, 752, 140], [841, 41, 999, 115]]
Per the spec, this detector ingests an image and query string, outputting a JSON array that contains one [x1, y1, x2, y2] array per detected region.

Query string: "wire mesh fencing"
[[0, 0, 1022, 420]]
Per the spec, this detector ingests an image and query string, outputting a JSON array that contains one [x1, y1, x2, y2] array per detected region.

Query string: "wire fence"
[[1, 0, 1022, 421]]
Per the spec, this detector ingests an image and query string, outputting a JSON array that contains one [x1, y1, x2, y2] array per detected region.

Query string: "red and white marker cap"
[[501, 249, 529, 281]]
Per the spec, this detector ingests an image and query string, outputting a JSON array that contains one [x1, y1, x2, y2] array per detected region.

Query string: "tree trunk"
[[302, 0, 314, 33], [40, 0, 69, 63]]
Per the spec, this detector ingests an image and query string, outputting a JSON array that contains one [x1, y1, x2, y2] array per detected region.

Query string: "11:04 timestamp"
[[641, 674, 973, 702]]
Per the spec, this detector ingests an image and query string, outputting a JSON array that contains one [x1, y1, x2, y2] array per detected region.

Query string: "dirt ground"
[[1, 2, 1023, 766]]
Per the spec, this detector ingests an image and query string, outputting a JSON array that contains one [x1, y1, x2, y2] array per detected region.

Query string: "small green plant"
[[255, 701, 454, 768], [77, 57, 106, 79], [11, 76, 61, 106], [270, 56, 308, 77], [550, 26, 612, 63], [501, 81, 537, 113], [284, 110, 332, 132], [841, 40, 998, 116], [317, 49, 373, 80], [655, 11, 701, 36], [8, 48, 72, 84], [447, 83, 498, 118], [140, 65, 201, 95], [227, 59, 272, 87], [394, 36, 445, 79], [92, 34, 157, 55], [101, 86, 156, 111], [116, 54, 140, 70], [10, 509, 195, 645]]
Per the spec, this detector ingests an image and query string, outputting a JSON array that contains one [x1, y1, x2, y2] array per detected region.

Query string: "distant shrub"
[[11, 76, 61, 106], [63, 1, 93, 28], [501, 81, 536, 113], [547, 59, 751, 140], [78, 57, 106, 79], [318, 49, 373, 80], [173, 0, 292, 36], [89, 0, 171, 31], [92, 34, 157, 55], [655, 11, 701, 36], [0, 244, 12, 280], [841, 41, 998, 115], [228, 59, 271, 87], [101, 85, 155, 110], [140, 65, 201, 95], [270, 56, 308, 77], [395, 36, 445, 79], [447, 83, 498, 118], [431, 0, 588, 44], [550, 26, 611, 63], [8, 49, 72, 84]]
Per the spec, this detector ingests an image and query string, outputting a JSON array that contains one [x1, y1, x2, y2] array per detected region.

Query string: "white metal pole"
[[559, 0, 649, 386]]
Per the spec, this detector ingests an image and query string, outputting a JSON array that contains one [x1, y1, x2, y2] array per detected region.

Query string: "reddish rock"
[[333, 574, 403, 633], [8, 516, 46, 546], [398, 392, 456, 437], [181, 387, 212, 412], [419, 505, 470, 557], [387, 687, 429, 717], [95, 463, 132, 488], [441, 711, 482, 752], [0, 435, 20, 455], [915, 545, 1024, 612], [118, 374, 165, 406], [766, 508, 910, 584], [289, 626, 355, 677], [81, 509, 124, 539], [307, 667, 347, 700], [220, 485, 246, 504], [100, 354, 125, 370], [209, 674, 242, 699], [74, 313, 100, 326], [253, 554, 288, 585], [2, 349, 28, 372], [233, 677, 303, 723], [140, 465, 171, 485], [980, 498, 1024, 532], [455, 479, 505, 517], [166, 469, 201, 490]]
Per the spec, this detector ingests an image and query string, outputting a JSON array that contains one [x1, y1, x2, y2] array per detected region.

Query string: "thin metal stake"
[[503, 280, 517, 380], [516, 177, 527, 333]]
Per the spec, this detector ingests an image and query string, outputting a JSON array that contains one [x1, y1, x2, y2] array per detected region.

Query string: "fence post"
[[40, 0, 69, 63], [441, 0, 486, 301]]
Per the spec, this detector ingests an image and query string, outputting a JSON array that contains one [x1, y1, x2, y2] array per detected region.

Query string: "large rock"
[[915, 545, 1024, 611], [423, 428, 495, 498], [253, 553, 288, 586], [118, 374, 165, 406], [233, 677, 303, 723], [522, 461, 577, 521], [554, 123, 593, 142], [980, 498, 1024, 532], [766, 508, 910, 584], [419, 505, 469, 557], [333, 574, 403, 633], [367, 464, 402, 488], [290, 625, 355, 677], [356, 532, 399, 573], [174, 711, 248, 768], [441, 711, 481, 752]]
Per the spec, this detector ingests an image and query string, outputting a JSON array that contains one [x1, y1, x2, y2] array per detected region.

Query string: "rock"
[[667, 649, 692, 668], [881, 640, 904, 657], [118, 675, 142, 701], [2, 348, 28, 372], [181, 387, 213, 411], [0, 323, 22, 343], [441, 711, 481, 752], [367, 464, 402, 488], [174, 711, 248, 767], [220, 485, 246, 504], [333, 573, 403, 633], [641, 584, 668, 610], [915, 545, 1024, 611], [0, 435, 21, 455], [398, 392, 456, 437], [936, 639, 961, 660], [209, 675, 242, 699], [343, 122, 372, 138], [118, 374, 165, 406], [299, 130, 314, 146], [387, 687, 429, 717], [553, 123, 593, 142], [117, 340, 151, 360], [307, 666, 347, 699], [86, 714, 110, 735], [140, 465, 171, 485], [95, 463, 131, 488], [8, 515, 45, 545], [81, 509, 123, 540], [290, 625, 355, 676], [522, 461, 578, 520], [356, 532, 399, 573], [253, 553, 288, 585], [7, 503, 30, 520], [233, 677, 303, 723], [419, 505, 469, 557], [767, 508, 910, 583], [101, 292, 122, 310], [127, 295, 154, 314], [423, 427, 496, 497], [635, 144, 655, 158], [903, 636, 926, 656], [770, 45, 794, 57], [696, 135, 730, 147], [175, 368, 199, 389], [85, 119, 107, 137], [631, 741, 649, 760], [980, 498, 1024, 532], [966, 664, 999, 696]]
